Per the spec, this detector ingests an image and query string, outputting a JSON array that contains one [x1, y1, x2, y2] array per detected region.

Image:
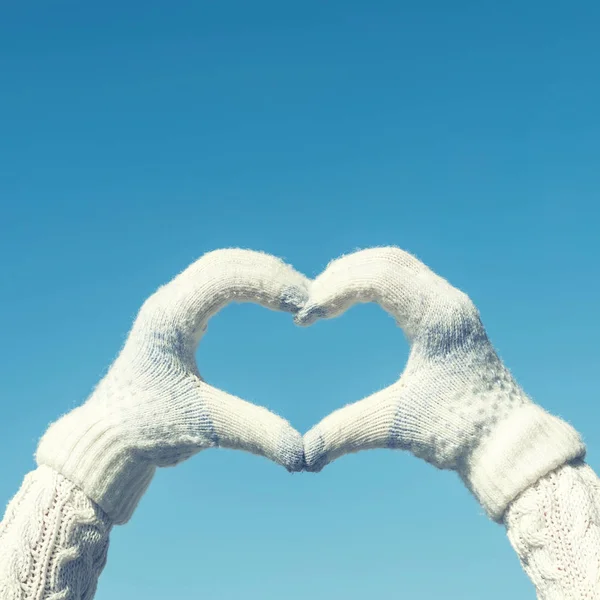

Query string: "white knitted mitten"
[[36, 249, 308, 525], [296, 247, 585, 521]]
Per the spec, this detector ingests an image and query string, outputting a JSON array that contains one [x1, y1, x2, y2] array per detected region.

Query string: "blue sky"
[[1, 1, 599, 598]]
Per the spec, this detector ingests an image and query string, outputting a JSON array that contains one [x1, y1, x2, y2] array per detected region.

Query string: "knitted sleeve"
[[3, 463, 600, 599], [504, 459, 600, 599], [0, 465, 112, 600]]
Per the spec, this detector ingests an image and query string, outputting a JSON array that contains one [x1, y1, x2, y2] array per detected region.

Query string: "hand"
[[37, 249, 309, 524], [296, 247, 585, 520]]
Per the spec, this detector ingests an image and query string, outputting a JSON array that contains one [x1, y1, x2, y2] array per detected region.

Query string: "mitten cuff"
[[36, 405, 155, 525], [463, 403, 585, 521]]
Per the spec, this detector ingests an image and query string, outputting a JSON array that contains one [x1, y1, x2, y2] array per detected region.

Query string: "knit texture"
[[297, 247, 585, 520], [2, 464, 600, 599], [0, 466, 112, 600], [505, 460, 600, 598], [36, 249, 308, 524]]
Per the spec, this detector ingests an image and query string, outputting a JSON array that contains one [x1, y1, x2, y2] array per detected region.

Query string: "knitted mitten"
[[296, 247, 585, 521], [36, 249, 308, 525]]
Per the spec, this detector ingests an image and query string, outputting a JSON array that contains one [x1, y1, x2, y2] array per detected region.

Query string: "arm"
[[0, 467, 112, 600], [504, 460, 600, 599], [297, 246, 600, 597], [0, 249, 308, 600]]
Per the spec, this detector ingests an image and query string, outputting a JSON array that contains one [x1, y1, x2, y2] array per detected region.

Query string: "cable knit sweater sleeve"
[[3, 463, 600, 599], [0, 466, 112, 600], [504, 459, 600, 599]]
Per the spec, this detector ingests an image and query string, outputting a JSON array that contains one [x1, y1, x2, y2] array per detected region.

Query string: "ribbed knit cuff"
[[36, 405, 155, 525], [463, 403, 586, 522]]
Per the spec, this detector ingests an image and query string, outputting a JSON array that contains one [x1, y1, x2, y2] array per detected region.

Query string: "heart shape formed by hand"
[[168, 246, 580, 527], [37, 246, 584, 526], [293, 247, 583, 524]]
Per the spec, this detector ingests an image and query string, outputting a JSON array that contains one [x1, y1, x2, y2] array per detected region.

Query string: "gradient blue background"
[[1, 2, 599, 598]]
